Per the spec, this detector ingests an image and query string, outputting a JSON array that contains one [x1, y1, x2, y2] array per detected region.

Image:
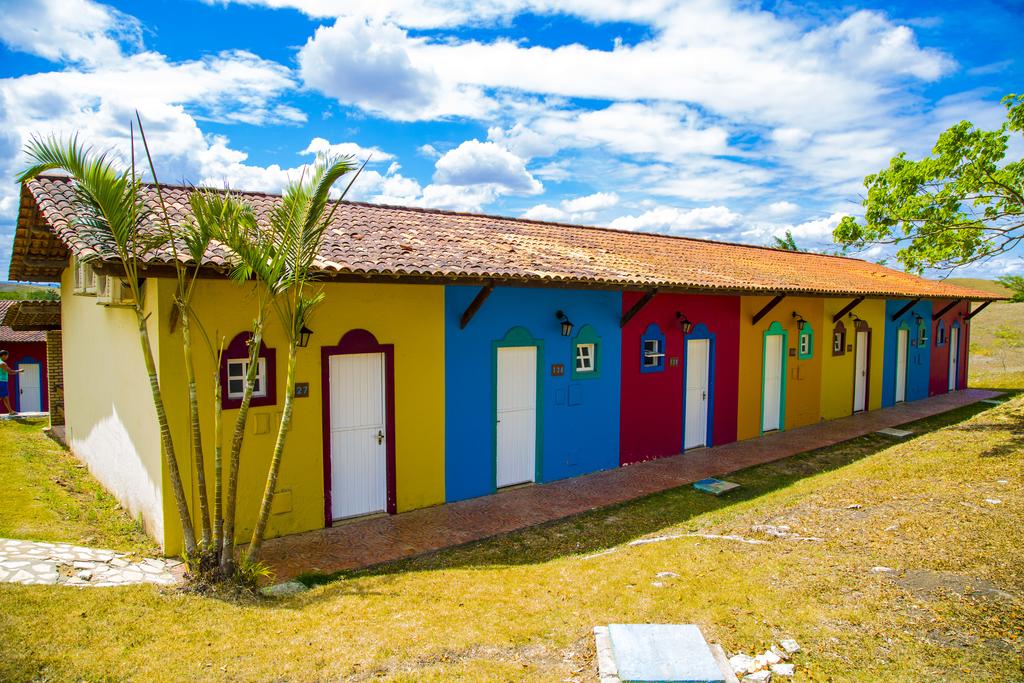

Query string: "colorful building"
[[929, 298, 972, 395], [0, 300, 55, 414], [8, 175, 1003, 553], [882, 299, 934, 406]]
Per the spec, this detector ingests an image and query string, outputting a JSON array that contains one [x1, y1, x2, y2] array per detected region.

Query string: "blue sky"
[[0, 0, 1021, 278]]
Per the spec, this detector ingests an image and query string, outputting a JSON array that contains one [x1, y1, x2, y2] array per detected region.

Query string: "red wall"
[[929, 299, 971, 396], [620, 293, 740, 465], [1, 341, 48, 413]]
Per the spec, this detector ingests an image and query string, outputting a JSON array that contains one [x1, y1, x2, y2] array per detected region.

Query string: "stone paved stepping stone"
[[607, 624, 726, 682], [877, 427, 913, 438], [694, 478, 740, 496]]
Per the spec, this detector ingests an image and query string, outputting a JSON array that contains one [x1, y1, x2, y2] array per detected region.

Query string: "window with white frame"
[[226, 357, 267, 400], [799, 333, 811, 356], [575, 343, 595, 372], [643, 338, 663, 368]]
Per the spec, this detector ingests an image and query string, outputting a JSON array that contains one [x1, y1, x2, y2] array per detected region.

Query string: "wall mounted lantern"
[[848, 313, 864, 326], [555, 310, 574, 337], [791, 311, 807, 330], [297, 325, 314, 348], [675, 312, 694, 335]]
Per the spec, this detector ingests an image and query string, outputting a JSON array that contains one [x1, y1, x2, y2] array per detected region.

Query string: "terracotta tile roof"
[[0, 301, 50, 342], [9, 175, 1003, 301]]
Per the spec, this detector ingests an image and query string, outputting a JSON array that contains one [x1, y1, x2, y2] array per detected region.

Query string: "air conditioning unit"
[[95, 273, 136, 307]]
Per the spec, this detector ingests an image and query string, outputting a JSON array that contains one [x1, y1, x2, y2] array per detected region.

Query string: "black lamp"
[[676, 312, 694, 334], [555, 310, 573, 337], [848, 313, 864, 326], [297, 325, 314, 348], [792, 311, 807, 330]]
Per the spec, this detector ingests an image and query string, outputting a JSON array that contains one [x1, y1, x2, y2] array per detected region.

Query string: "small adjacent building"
[[8, 175, 1002, 554], [0, 299, 58, 415]]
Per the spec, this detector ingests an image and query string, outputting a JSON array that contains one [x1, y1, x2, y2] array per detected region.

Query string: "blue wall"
[[882, 299, 933, 406], [445, 285, 622, 502]]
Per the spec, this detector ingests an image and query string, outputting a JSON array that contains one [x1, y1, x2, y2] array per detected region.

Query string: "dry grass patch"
[[1, 398, 1022, 681]]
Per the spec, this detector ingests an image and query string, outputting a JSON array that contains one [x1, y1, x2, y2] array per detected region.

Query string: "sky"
[[0, 0, 1021, 280]]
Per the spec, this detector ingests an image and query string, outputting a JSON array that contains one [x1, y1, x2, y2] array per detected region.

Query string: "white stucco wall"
[[61, 265, 166, 545]]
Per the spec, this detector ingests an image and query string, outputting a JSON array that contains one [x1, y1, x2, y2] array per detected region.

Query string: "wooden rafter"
[[459, 281, 495, 329], [832, 296, 865, 324], [890, 298, 921, 321], [965, 301, 992, 320], [620, 289, 658, 328], [751, 294, 785, 326], [932, 299, 962, 320]]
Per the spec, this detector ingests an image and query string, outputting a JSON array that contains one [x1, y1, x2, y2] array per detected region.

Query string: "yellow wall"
[[737, 296, 824, 441], [158, 279, 446, 555], [820, 299, 886, 419], [61, 264, 167, 544]]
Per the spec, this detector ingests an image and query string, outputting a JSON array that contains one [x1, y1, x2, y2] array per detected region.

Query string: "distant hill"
[[0, 282, 60, 300], [941, 278, 1012, 298]]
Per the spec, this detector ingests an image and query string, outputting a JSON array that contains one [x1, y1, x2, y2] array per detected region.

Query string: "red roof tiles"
[[8, 175, 1002, 301]]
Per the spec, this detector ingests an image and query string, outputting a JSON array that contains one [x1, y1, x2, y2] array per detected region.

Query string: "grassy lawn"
[[0, 417, 156, 555], [969, 301, 1024, 390], [1, 396, 1021, 681]]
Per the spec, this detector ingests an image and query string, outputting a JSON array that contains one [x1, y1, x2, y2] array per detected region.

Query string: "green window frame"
[[797, 324, 814, 360], [572, 324, 601, 380]]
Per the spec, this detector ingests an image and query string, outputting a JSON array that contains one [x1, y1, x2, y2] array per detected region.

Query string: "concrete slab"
[[693, 478, 740, 496], [876, 427, 913, 438], [608, 624, 725, 683]]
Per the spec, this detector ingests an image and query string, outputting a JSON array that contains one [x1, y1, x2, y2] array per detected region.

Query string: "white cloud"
[[805, 10, 954, 82], [742, 212, 846, 248], [766, 201, 799, 217], [432, 139, 542, 194], [417, 143, 441, 158], [297, 16, 494, 121], [521, 191, 620, 223], [609, 205, 742, 235], [0, 0, 142, 66], [562, 191, 619, 213], [301, 137, 393, 161], [489, 102, 730, 163], [521, 204, 568, 222]]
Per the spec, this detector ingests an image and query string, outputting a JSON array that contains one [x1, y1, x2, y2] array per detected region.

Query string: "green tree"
[[243, 156, 360, 562], [834, 94, 1024, 273], [995, 274, 1024, 302], [772, 229, 800, 251], [18, 134, 199, 556]]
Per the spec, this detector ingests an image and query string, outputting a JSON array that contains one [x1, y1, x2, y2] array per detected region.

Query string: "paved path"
[[0, 538, 180, 587], [257, 389, 1001, 581]]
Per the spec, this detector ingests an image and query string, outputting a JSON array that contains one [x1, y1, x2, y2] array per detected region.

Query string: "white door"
[[496, 346, 537, 488], [895, 328, 909, 403], [948, 327, 959, 392], [853, 330, 868, 412], [329, 352, 387, 520], [684, 339, 710, 449], [762, 334, 783, 432], [18, 363, 41, 412]]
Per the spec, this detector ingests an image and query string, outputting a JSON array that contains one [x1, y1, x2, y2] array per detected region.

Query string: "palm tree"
[[18, 134, 199, 556], [244, 155, 359, 561], [190, 190, 271, 573]]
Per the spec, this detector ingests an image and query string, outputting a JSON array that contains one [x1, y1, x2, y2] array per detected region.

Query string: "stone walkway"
[[0, 538, 180, 587], [259, 388, 1002, 582]]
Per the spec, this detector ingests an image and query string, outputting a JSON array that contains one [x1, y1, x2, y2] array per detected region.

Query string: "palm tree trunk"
[[212, 365, 224, 552], [137, 307, 197, 556], [219, 321, 265, 574], [245, 340, 297, 561], [180, 306, 212, 546]]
